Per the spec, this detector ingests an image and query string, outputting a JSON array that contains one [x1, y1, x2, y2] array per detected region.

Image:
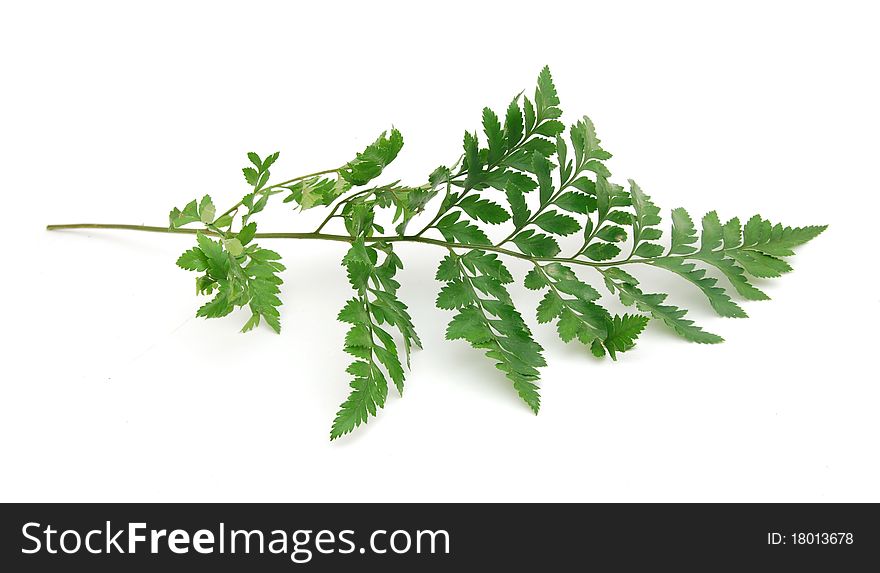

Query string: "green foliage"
[[458, 195, 510, 224], [436, 211, 491, 245], [528, 263, 609, 351], [331, 240, 420, 439], [170, 194, 223, 229], [650, 258, 747, 318], [512, 229, 560, 257], [602, 268, 723, 344], [339, 129, 404, 186], [628, 180, 665, 258], [599, 314, 650, 360], [242, 151, 279, 192], [669, 207, 697, 255], [132, 66, 826, 438], [283, 176, 350, 210], [438, 250, 545, 413], [176, 227, 284, 333]]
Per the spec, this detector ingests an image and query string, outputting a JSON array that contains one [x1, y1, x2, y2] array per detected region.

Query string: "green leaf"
[[196, 289, 234, 319], [536, 291, 564, 323], [607, 211, 633, 225], [179, 230, 285, 334], [436, 280, 473, 309], [602, 314, 650, 360], [533, 153, 554, 205], [261, 151, 279, 171], [556, 135, 571, 182], [213, 214, 233, 229], [242, 167, 259, 186], [582, 161, 611, 178], [556, 309, 582, 342], [506, 189, 530, 228], [531, 264, 609, 348], [743, 214, 772, 246], [583, 242, 621, 261], [223, 238, 244, 257], [284, 176, 350, 210], [700, 211, 723, 253], [505, 97, 524, 149], [570, 115, 606, 162], [254, 171, 270, 192], [462, 131, 481, 184], [458, 196, 510, 224], [535, 120, 565, 138], [512, 230, 561, 257], [196, 232, 226, 276], [670, 208, 697, 255], [523, 96, 536, 132], [446, 306, 493, 343], [695, 252, 770, 301], [240, 312, 261, 333], [524, 268, 548, 290], [338, 298, 369, 324], [483, 107, 505, 164], [595, 175, 612, 219], [554, 191, 590, 214], [722, 217, 742, 248], [759, 223, 827, 256], [331, 242, 420, 439], [246, 274, 282, 333], [533, 211, 581, 236], [249, 247, 281, 261], [438, 253, 545, 413], [634, 242, 664, 258], [435, 255, 460, 282], [742, 215, 827, 256], [436, 211, 490, 245], [730, 250, 792, 278], [544, 264, 601, 301], [461, 250, 514, 284], [651, 258, 747, 318], [238, 222, 257, 245], [629, 179, 662, 237], [331, 361, 388, 440], [298, 179, 322, 209], [606, 274, 723, 344], [340, 128, 404, 186], [373, 337, 405, 395], [535, 65, 560, 115], [176, 247, 209, 271], [169, 199, 200, 228], [571, 177, 596, 194], [505, 171, 538, 194], [523, 137, 557, 158], [595, 225, 627, 243], [198, 195, 216, 224], [429, 165, 451, 188]]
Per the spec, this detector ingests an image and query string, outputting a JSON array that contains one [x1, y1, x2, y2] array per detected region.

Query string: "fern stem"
[[45, 222, 668, 269]]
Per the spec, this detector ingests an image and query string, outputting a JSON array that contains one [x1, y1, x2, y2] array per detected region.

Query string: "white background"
[[2, 1, 878, 502]]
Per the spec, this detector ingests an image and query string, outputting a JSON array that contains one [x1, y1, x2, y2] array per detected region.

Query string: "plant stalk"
[[45, 222, 665, 269]]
